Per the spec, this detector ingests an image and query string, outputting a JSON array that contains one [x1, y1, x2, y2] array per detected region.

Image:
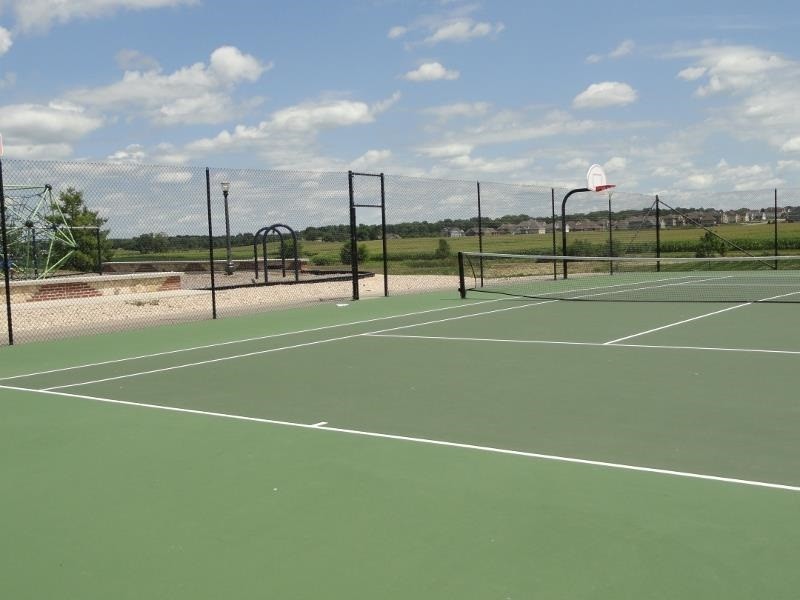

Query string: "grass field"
[[109, 223, 800, 276]]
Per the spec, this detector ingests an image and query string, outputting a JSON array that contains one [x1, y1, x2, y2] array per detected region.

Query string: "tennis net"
[[457, 252, 800, 303]]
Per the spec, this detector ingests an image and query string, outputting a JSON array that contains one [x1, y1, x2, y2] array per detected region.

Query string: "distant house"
[[465, 227, 497, 236], [440, 227, 465, 238], [515, 219, 547, 234]]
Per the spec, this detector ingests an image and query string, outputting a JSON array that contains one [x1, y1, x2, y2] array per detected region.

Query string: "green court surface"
[[1, 291, 799, 598]]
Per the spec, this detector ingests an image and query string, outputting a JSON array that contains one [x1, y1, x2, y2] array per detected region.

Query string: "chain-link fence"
[[2, 157, 799, 344]]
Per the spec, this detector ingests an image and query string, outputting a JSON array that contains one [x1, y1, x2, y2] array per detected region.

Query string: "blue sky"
[[1, 0, 800, 193]]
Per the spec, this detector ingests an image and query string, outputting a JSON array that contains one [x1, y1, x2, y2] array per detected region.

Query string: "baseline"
[[2, 383, 797, 493]]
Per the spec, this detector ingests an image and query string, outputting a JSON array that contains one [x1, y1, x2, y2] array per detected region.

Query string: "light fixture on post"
[[220, 181, 235, 275]]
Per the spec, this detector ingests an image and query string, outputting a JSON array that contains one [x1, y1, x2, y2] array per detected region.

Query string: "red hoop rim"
[[593, 184, 616, 192]]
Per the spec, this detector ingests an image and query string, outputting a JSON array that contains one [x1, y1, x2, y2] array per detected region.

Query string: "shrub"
[[340, 242, 370, 265], [434, 239, 451, 259]]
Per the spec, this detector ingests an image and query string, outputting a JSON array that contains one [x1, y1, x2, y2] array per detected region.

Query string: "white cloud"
[[0, 102, 103, 141], [673, 44, 790, 96], [107, 144, 147, 164], [208, 45, 266, 84], [180, 92, 400, 168], [10, 0, 198, 33], [445, 153, 532, 174], [271, 94, 398, 132], [156, 93, 235, 125], [673, 43, 800, 155], [0, 72, 16, 89], [422, 102, 490, 121], [115, 49, 160, 71], [677, 66, 707, 81], [573, 82, 638, 109], [777, 160, 800, 172], [604, 156, 627, 171], [558, 158, 591, 171], [0, 101, 104, 158], [387, 26, 407, 39], [781, 137, 800, 152], [402, 62, 460, 82], [351, 149, 392, 170], [0, 26, 12, 55], [418, 143, 475, 158], [586, 39, 635, 63], [66, 46, 270, 125], [609, 40, 635, 59], [424, 18, 504, 44]]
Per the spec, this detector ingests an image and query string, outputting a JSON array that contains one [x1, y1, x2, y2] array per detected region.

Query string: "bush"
[[340, 242, 370, 265], [695, 231, 728, 257], [434, 239, 451, 259]]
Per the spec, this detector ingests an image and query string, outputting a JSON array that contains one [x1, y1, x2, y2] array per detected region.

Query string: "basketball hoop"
[[560, 163, 619, 280], [586, 164, 615, 192]]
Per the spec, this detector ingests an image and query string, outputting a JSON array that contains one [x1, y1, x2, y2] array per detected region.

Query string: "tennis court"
[[2, 264, 799, 598]]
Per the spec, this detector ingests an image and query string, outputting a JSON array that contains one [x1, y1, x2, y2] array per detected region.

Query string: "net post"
[[655, 195, 661, 272], [457, 252, 466, 298], [348, 170, 359, 300], [0, 158, 13, 344]]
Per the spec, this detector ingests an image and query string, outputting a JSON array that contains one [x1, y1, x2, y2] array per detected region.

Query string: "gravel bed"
[[1, 274, 460, 343]]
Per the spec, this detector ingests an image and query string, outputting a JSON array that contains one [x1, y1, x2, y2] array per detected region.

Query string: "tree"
[[133, 232, 168, 254], [51, 188, 114, 272]]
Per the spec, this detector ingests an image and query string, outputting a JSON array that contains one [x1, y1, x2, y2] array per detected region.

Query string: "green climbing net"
[[3, 184, 78, 278]]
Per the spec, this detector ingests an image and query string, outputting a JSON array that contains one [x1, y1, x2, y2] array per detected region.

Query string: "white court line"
[[604, 289, 800, 345], [604, 303, 750, 345], [366, 333, 800, 355], [570, 275, 731, 301], [0, 298, 505, 382], [1, 383, 797, 493], [43, 299, 557, 391]]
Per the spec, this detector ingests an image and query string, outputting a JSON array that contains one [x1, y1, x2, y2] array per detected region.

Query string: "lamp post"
[[220, 181, 234, 275]]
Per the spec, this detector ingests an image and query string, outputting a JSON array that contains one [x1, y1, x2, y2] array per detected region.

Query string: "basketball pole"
[[560, 187, 589, 279]]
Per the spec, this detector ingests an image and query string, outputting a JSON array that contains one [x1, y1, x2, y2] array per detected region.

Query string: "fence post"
[[380, 173, 388, 296], [655, 195, 661, 271], [348, 171, 359, 300], [205, 168, 217, 319], [0, 159, 13, 345], [477, 181, 484, 286], [774, 189, 779, 269], [551, 188, 556, 280], [95, 227, 102, 274], [608, 193, 613, 274]]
